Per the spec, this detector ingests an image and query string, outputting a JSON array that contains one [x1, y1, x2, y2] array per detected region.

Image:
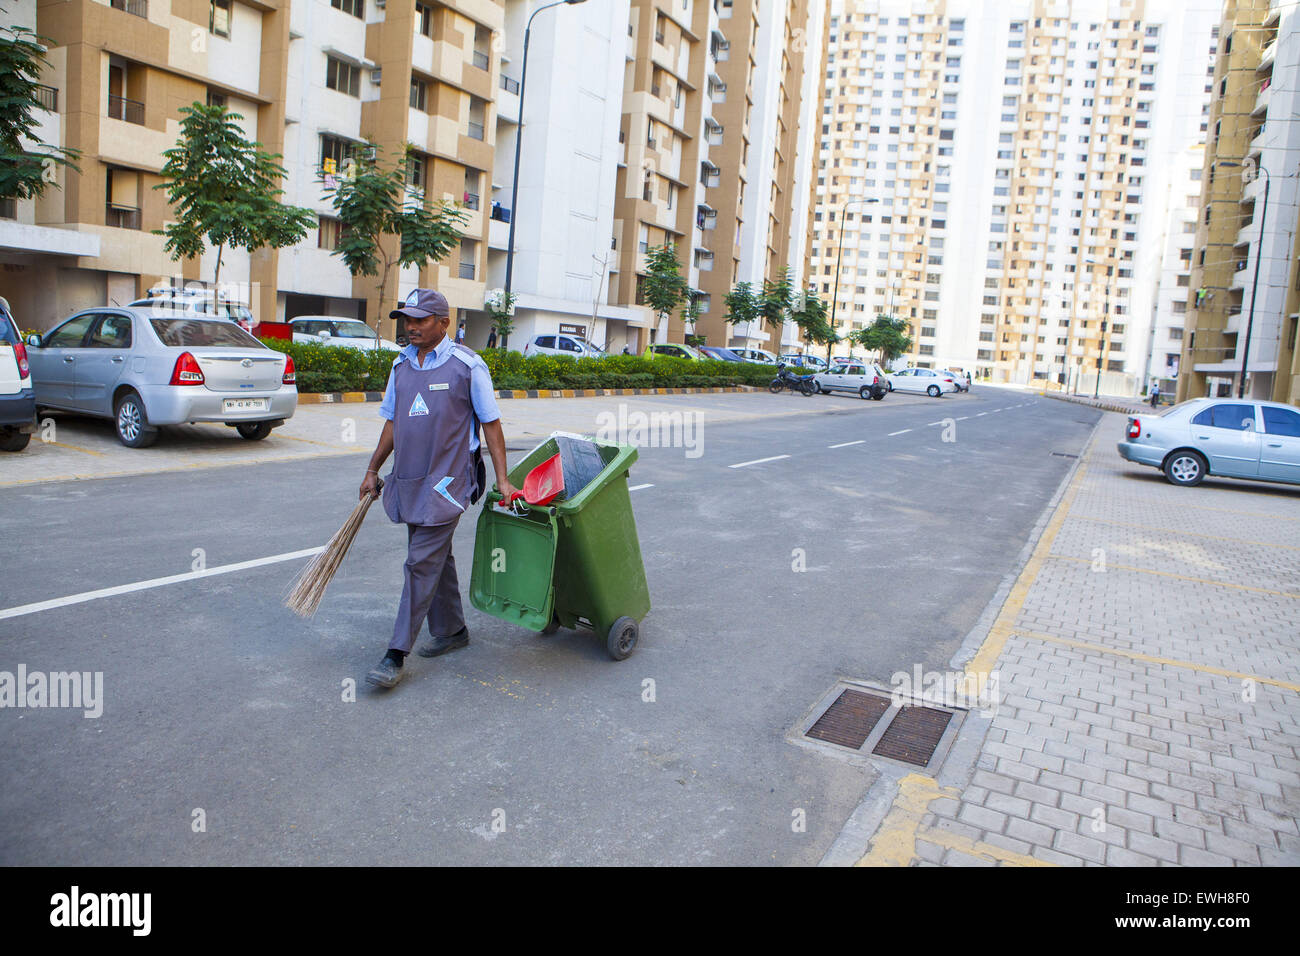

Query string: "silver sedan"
[[1117, 397, 1300, 487], [26, 307, 297, 447]]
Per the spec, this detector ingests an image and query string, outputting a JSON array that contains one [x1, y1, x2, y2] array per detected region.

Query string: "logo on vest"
[[408, 393, 429, 417]]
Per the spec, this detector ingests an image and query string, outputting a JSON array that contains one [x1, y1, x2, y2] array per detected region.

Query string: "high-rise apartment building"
[[1178, 0, 1300, 405], [807, 0, 1219, 388]]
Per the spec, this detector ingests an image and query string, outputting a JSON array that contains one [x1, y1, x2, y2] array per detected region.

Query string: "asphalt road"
[[0, 387, 1101, 865]]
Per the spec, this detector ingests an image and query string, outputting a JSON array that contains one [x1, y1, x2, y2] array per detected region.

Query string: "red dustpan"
[[516, 452, 565, 506]]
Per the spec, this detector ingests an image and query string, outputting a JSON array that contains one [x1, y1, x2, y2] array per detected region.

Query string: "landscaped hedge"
[[260, 337, 775, 393]]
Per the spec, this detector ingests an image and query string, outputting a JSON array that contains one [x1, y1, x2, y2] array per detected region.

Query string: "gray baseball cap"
[[391, 288, 450, 320]]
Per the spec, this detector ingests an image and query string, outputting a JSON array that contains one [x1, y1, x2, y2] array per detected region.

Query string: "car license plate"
[[223, 398, 268, 412]]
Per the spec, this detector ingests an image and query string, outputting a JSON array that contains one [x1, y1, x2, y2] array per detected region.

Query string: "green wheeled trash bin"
[[469, 436, 650, 659]]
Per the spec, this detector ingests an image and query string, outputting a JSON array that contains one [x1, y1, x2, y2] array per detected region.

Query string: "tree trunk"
[[213, 242, 224, 292]]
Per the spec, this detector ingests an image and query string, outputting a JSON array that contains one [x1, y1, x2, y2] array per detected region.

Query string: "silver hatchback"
[[1117, 397, 1300, 487], [26, 307, 297, 447]]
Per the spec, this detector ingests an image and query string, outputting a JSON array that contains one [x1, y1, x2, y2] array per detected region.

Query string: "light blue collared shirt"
[[378, 337, 501, 451]]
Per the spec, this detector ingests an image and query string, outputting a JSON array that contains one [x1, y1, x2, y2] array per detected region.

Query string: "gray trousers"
[[389, 519, 465, 654]]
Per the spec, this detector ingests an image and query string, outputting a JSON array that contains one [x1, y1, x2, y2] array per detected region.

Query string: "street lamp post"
[[1218, 160, 1270, 399], [503, 0, 588, 309], [829, 197, 879, 341]]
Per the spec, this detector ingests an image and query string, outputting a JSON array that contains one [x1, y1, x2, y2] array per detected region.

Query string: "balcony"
[[109, 0, 147, 18], [467, 121, 484, 141], [463, 192, 479, 211], [105, 202, 141, 230], [33, 84, 58, 112], [472, 51, 489, 71], [458, 261, 476, 280], [489, 202, 510, 223], [107, 94, 144, 125], [499, 74, 520, 95]]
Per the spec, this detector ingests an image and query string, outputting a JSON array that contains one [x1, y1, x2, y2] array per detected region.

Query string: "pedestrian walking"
[[455, 321, 466, 344], [359, 289, 519, 689], [486, 325, 497, 349], [621, 345, 630, 356], [1150, 380, 1161, 408]]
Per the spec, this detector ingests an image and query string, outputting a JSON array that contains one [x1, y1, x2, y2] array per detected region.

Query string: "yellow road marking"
[[913, 825, 1057, 867], [1069, 513, 1300, 550], [1013, 628, 1300, 693], [46, 440, 105, 457], [857, 773, 959, 867], [1048, 553, 1300, 599], [966, 463, 1088, 677]]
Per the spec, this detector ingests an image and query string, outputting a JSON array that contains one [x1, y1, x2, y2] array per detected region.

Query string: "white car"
[[129, 294, 256, 333], [813, 362, 888, 400], [523, 334, 607, 358], [290, 316, 399, 352], [887, 367, 960, 397], [731, 347, 778, 364], [781, 352, 829, 371], [0, 297, 35, 451]]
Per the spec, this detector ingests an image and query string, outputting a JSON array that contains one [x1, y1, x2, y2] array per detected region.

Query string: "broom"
[[285, 480, 382, 617]]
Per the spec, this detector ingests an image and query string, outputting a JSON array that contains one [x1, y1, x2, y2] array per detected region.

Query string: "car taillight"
[[1127, 418, 1141, 440], [282, 355, 296, 385], [872, 375, 880, 384], [169, 352, 205, 385], [13, 342, 29, 379]]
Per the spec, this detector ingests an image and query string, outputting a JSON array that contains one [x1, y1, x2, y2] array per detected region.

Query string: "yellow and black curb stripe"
[[298, 385, 759, 404]]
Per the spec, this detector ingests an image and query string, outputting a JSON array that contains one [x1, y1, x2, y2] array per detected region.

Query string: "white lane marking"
[[627, 483, 654, 491], [829, 440, 865, 448], [926, 421, 944, 427], [976, 412, 988, 417], [729, 455, 790, 469], [991, 408, 1003, 413], [956, 416, 969, 421], [888, 429, 912, 436], [0, 547, 326, 621]]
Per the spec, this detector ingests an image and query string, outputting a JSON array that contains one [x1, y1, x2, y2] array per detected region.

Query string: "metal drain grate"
[[872, 704, 953, 766], [1051, 451, 1079, 458], [805, 689, 891, 749], [800, 684, 965, 771]]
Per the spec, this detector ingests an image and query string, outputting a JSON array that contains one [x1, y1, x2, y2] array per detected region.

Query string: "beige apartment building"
[[1177, 0, 1300, 406], [607, 0, 813, 351], [1, 0, 503, 340], [806, 0, 1219, 385]]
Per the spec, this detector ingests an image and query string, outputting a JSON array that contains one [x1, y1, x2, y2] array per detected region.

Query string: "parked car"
[[290, 316, 400, 351], [129, 292, 256, 333], [644, 343, 704, 361], [945, 368, 972, 392], [0, 298, 35, 452], [781, 352, 829, 371], [25, 307, 297, 448], [887, 366, 959, 397], [730, 347, 778, 364], [696, 345, 745, 362], [813, 361, 888, 400], [523, 334, 607, 359], [1118, 398, 1300, 487]]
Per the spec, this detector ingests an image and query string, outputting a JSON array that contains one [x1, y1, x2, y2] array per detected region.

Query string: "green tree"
[[483, 288, 516, 349], [0, 23, 80, 204], [155, 103, 314, 289], [791, 286, 836, 362], [723, 281, 759, 330], [683, 290, 702, 342], [853, 314, 913, 366], [323, 142, 469, 323], [759, 267, 794, 345], [642, 243, 690, 333]]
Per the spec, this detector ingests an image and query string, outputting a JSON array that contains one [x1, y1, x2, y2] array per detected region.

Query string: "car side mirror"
[[26, 334, 41, 347]]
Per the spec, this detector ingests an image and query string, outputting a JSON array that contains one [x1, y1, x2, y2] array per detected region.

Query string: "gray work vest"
[[382, 345, 483, 526]]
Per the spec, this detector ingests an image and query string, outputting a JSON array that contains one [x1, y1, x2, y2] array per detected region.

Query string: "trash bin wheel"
[[606, 616, 639, 661]]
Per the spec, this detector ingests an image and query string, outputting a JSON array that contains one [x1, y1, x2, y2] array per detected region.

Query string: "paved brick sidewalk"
[[856, 411, 1300, 866]]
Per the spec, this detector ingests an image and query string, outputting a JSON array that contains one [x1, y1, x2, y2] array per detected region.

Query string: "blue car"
[[697, 346, 745, 362]]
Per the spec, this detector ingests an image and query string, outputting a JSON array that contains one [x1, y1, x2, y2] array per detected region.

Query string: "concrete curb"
[[297, 385, 760, 404], [1038, 390, 1150, 417]]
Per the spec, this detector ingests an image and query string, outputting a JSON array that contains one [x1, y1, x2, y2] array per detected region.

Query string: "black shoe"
[[365, 656, 404, 688], [416, 626, 469, 658]]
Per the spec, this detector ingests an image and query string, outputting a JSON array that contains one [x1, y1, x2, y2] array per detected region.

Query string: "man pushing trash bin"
[[359, 288, 519, 689]]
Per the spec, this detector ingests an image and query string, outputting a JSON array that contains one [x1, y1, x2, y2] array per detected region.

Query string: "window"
[[1191, 404, 1256, 431], [326, 57, 360, 97], [330, 0, 363, 18], [45, 314, 97, 348], [318, 216, 346, 251], [1262, 407, 1300, 438], [210, 0, 231, 37], [319, 134, 357, 173], [416, 3, 433, 37], [410, 79, 426, 111]]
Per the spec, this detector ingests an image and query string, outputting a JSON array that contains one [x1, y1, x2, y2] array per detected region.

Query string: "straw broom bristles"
[[285, 489, 380, 617]]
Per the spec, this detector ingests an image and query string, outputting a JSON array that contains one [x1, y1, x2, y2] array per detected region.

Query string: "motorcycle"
[[769, 363, 817, 396]]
